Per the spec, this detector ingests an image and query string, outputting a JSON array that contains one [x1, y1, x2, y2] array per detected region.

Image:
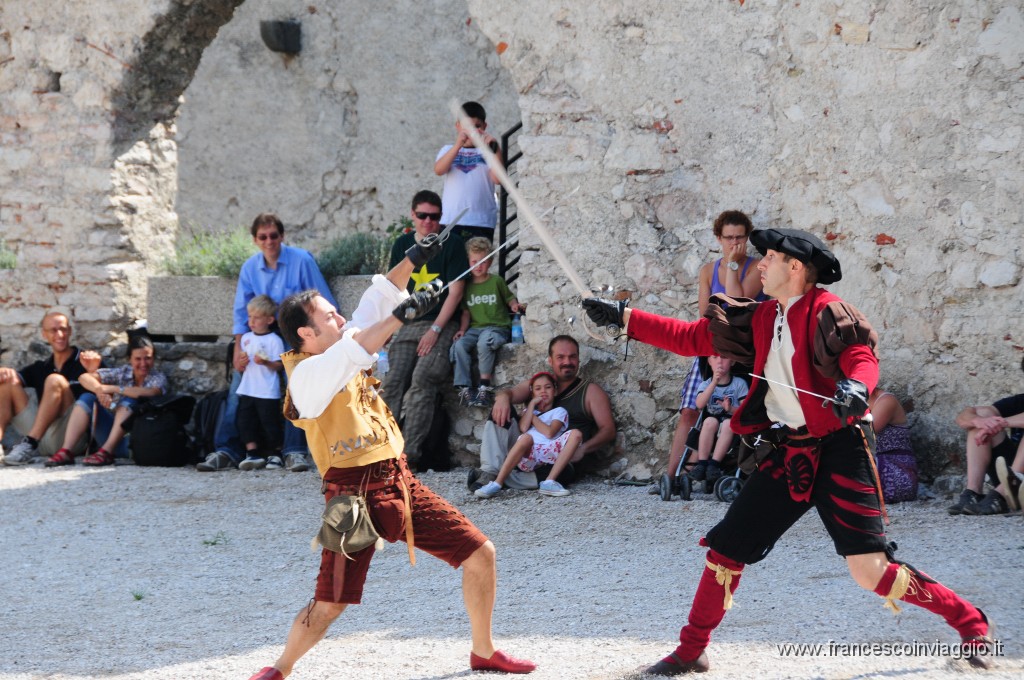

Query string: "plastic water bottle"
[[511, 314, 524, 344], [376, 349, 389, 376]]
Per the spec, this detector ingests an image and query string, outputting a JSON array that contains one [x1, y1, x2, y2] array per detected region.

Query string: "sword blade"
[[436, 208, 468, 243], [439, 193, 574, 295], [749, 373, 838, 404], [439, 231, 519, 294]]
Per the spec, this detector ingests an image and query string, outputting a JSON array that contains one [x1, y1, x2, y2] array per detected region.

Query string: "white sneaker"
[[284, 452, 310, 472], [3, 438, 37, 465], [265, 455, 284, 470], [538, 479, 570, 497], [474, 481, 503, 499]]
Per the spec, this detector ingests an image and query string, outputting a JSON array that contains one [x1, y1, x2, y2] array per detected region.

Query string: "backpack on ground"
[[125, 394, 197, 467], [191, 389, 228, 459]]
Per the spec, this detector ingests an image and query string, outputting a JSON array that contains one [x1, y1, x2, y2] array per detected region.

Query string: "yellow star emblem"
[[410, 265, 440, 291]]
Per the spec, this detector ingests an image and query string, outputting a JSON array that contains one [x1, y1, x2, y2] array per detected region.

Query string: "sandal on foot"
[[82, 448, 114, 466], [44, 448, 75, 467]]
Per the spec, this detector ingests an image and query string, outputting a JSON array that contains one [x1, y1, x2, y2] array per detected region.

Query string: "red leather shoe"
[[248, 667, 284, 680], [470, 649, 537, 674]]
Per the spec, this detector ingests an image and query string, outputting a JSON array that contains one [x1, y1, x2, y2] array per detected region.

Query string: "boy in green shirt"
[[452, 238, 523, 407]]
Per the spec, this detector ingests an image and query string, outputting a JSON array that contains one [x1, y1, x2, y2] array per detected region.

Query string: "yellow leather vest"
[[281, 350, 404, 477]]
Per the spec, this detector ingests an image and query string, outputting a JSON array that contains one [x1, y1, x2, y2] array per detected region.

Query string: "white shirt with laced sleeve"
[[288, 274, 408, 419]]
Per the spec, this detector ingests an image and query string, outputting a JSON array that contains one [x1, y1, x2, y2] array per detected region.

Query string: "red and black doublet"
[[627, 287, 987, 666], [630, 287, 885, 559]]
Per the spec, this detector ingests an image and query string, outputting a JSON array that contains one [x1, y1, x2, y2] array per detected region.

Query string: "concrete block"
[[146, 276, 236, 336]]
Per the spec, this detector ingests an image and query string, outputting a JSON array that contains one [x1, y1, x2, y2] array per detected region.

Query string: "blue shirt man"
[[197, 213, 337, 473]]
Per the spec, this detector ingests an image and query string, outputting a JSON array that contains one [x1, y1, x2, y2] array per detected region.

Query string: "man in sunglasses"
[[381, 190, 468, 469], [583, 228, 993, 674], [197, 212, 338, 473]]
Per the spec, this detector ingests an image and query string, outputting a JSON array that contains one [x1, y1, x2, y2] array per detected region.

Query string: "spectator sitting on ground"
[[382, 190, 468, 470], [662, 210, 764, 489], [949, 357, 1024, 515], [433, 100, 502, 243], [44, 334, 167, 467], [237, 295, 286, 471], [688, 355, 748, 485], [868, 386, 919, 503], [451, 237, 523, 409], [475, 371, 583, 499], [467, 334, 616, 492], [197, 212, 337, 473], [0, 311, 102, 465]]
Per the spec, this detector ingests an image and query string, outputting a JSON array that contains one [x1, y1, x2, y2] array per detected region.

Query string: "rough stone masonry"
[[0, 0, 1020, 480]]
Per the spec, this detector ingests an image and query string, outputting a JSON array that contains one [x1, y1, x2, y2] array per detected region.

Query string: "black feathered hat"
[[749, 228, 842, 284]]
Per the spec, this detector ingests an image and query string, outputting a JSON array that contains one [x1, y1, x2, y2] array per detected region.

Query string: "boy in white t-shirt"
[[237, 295, 286, 470], [433, 101, 503, 242]]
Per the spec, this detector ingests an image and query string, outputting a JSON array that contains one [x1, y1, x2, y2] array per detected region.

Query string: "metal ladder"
[[496, 121, 523, 285]]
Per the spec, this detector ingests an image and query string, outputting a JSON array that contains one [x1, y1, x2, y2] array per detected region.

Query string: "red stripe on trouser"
[[672, 550, 745, 662], [830, 493, 882, 516], [873, 562, 986, 638], [830, 471, 876, 494]]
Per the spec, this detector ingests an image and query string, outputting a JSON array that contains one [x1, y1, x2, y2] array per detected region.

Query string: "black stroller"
[[657, 410, 748, 503]]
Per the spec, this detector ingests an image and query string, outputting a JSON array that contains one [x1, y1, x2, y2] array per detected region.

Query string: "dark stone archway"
[[111, 0, 244, 152]]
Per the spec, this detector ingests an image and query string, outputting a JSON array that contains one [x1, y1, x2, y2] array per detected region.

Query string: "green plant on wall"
[[317, 218, 412, 279], [386, 216, 414, 241], [0, 239, 16, 270], [164, 224, 254, 277]]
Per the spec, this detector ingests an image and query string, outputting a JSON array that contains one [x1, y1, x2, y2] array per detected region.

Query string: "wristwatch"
[[430, 324, 443, 334], [727, 260, 740, 271]]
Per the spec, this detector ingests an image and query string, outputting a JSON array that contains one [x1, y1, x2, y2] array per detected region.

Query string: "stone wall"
[[0, 0, 243, 354], [465, 0, 1024, 479], [174, 0, 521, 247], [1, 0, 1021, 481]]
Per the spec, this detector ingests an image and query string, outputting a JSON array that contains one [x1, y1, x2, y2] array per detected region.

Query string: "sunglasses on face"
[[414, 211, 442, 221], [257, 232, 282, 241]]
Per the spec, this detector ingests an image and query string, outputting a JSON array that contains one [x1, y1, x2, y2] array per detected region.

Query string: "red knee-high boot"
[[873, 562, 993, 666], [873, 562, 986, 637], [648, 549, 744, 675]]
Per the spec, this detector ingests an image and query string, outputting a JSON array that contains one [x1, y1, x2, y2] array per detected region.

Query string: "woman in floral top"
[[45, 335, 168, 467]]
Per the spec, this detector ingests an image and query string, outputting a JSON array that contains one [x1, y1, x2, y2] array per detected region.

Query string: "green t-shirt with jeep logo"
[[463, 275, 515, 329]]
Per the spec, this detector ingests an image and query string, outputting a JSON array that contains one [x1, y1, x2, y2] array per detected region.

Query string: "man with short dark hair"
[[245, 237, 534, 680], [382, 190, 468, 468], [584, 227, 993, 674], [468, 334, 616, 491], [0, 311, 100, 464]]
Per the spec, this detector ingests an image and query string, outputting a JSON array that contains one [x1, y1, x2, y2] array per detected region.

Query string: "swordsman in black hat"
[[583, 228, 995, 674]]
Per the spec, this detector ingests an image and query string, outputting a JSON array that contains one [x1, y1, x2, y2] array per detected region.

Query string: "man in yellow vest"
[[246, 236, 535, 680]]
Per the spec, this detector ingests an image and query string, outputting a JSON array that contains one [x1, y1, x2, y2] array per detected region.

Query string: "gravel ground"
[[0, 464, 1020, 680]]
